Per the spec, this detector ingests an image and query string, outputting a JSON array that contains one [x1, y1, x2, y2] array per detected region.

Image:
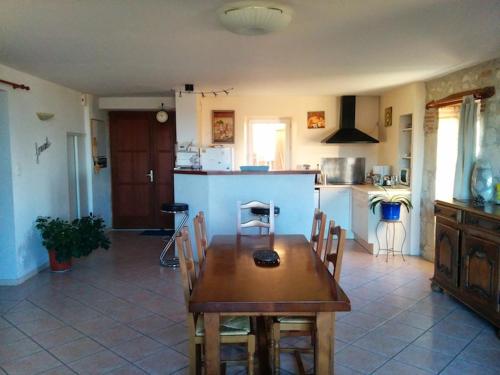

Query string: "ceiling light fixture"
[[217, 1, 293, 35]]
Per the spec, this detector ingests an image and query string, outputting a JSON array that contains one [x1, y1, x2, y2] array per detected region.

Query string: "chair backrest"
[[176, 226, 197, 306], [176, 226, 198, 334], [323, 221, 346, 281], [193, 211, 208, 270], [310, 208, 327, 256], [236, 200, 275, 235]]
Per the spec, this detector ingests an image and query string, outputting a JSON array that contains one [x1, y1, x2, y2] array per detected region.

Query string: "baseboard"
[[353, 235, 374, 253], [0, 261, 49, 286]]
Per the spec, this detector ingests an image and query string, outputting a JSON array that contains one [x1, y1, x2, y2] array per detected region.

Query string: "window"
[[247, 118, 291, 170], [435, 104, 481, 201]]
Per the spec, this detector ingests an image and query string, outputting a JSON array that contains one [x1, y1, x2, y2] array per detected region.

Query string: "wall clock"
[[156, 103, 168, 123]]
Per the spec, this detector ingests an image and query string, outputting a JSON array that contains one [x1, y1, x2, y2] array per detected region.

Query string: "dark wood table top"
[[189, 235, 351, 313]]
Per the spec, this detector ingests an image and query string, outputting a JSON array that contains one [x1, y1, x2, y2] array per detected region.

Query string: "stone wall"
[[420, 58, 500, 260]]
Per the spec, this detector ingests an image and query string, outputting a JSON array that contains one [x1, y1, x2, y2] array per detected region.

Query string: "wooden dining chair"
[[176, 227, 255, 375], [193, 211, 208, 272], [272, 220, 346, 374], [310, 208, 327, 259], [237, 200, 275, 235]]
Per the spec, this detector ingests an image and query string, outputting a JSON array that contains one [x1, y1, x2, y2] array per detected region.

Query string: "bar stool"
[[250, 206, 280, 235], [159, 203, 189, 267], [375, 219, 406, 262]]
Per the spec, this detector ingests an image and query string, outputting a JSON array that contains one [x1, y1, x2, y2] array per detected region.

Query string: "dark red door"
[[110, 111, 175, 229]]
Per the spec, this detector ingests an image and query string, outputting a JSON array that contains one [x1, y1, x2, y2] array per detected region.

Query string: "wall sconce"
[[36, 112, 55, 121]]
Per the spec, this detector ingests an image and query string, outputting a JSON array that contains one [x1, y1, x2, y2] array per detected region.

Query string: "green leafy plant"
[[35, 217, 76, 262], [35, 215, 110, 262], [368, 187, 413, 214], [72, 215, 111, 258]]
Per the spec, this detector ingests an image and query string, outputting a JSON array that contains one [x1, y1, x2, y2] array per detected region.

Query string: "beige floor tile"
[[15, 316, 65, 336], [91, 324, 142, 347], [127, 314, 175, 334], [73, 316, 121, 335], [0, 326, 26, 344], [413, 331, 469, 356], [335, 345, 388, 373], [111, 335, 165, 362], [389, 311, 440, 330], [360, 301, 404, 319], [38, 365, 77, 374], [1, 350, 62, 375], [32, 326, 84, 349], [0, 337, 43, 364], [149, 323, 188, 346], [372, 322, 425, 343], [338, 311, 387, 330], [68, 349, 128, 374], [107, 364, 147, 374], [395, 345, 454, 374], [49, 337, 104, 363], [456, 342, 500, 370], [135, 347, 189, 374], [440, 359, 499, 375], [353, 331, 409, 357], [373, 359, 433, 374], [428, 319, 483, 341]]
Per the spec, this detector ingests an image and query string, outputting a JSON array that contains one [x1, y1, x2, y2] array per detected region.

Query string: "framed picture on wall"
[[307, 111, 326, 129], [212, 110, 235, 144], [384, 107, 392, 127]]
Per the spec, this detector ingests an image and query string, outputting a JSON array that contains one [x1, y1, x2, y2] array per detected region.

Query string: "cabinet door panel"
[[434, 221, 460, 289], [461, 235, 499, 310], [319, 188, 352, 238]]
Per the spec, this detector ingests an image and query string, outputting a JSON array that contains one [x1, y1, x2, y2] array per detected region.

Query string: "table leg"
[[204, 313, 220, 375], [315, 312, 334, 374]]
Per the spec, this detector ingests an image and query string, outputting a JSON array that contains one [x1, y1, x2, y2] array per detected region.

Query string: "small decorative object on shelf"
[[471, 159, 494, 206]]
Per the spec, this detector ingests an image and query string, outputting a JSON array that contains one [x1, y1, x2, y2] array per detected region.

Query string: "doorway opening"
[[247, 118, 291, 170], [67, 133, 89, 220]]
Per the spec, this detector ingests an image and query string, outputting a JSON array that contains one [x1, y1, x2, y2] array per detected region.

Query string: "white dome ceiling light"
[[217, 1, 293, 36]]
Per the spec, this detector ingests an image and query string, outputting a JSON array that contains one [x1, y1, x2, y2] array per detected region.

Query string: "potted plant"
[[35, 217, 76, 272], [369, 188, 413, 221], [72, 215, 110, 258], [35, 214, 110, 272]]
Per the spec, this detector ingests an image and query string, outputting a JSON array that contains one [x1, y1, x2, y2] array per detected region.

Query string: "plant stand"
[[375, 219, 406, 262]]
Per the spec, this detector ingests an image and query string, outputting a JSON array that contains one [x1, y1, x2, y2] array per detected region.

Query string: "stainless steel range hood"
[[322, 96, 379, 143]]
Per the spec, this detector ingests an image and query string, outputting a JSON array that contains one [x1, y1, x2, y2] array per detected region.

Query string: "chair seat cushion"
[[277, 316, 314, 324], [195, 316, 251, 336], [251, 206, 280, 216], [161, 203, 189, 212]]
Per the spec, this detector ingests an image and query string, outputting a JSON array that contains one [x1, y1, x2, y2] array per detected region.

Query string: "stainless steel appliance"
[[321, 157, 365, 184]]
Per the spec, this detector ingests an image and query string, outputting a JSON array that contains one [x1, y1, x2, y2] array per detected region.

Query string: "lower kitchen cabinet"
[[319, 187, 352, 238], [433, 200, 500, 335]]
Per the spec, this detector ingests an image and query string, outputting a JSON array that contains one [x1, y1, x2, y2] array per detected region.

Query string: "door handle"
[[146, 169, 154, 182]]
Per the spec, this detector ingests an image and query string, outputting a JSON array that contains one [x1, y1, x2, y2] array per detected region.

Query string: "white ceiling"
[[1, 0, 499, 96]]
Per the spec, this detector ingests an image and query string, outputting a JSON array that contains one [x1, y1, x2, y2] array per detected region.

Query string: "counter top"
[[315, 184, 411, 194], [174, 169, 319, 175], [436, 199, 500, 220]]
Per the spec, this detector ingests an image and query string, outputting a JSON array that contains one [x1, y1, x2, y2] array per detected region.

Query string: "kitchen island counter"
[[174, 170, 316, 259]]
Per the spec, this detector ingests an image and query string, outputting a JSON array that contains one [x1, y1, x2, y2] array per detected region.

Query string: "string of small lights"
[[175, 86, 234, 98]]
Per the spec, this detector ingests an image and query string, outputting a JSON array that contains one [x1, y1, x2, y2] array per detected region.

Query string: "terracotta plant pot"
[[48, 250, 72, 272]]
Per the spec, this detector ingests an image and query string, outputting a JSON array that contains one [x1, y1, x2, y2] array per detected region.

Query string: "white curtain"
[[453, 95, 477, 200]]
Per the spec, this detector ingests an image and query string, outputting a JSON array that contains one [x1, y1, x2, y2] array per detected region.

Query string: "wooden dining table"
[[189, 234, 351, 374]]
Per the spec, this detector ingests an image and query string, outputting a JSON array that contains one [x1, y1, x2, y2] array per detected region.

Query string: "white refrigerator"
[[200, 147, 233, 171]]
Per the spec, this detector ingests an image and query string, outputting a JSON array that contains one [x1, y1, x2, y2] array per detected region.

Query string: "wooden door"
[[461, 234, 499, 311], [434, 220, 460, 289], [110, 111, 175, 229]]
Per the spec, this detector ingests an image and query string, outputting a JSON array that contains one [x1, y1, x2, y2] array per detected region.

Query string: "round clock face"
[[156, 110, 168, 123]]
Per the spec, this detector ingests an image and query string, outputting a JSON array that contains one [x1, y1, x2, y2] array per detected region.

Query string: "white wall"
[[198, 95, 380, 171], [99, 96, 175, 111], [0, 63, 86, 284], [85, 95, 112, 226], [378, 82, 425, 255]]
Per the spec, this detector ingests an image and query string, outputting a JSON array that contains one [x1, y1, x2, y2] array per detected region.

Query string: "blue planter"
[[381, 202, 401, 220]]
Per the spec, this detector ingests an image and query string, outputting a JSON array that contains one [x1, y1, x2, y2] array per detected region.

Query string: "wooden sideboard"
[[432, 200, 500, 336]]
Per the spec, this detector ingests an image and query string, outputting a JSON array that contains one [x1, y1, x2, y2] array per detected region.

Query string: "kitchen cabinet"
[[319, 187, 352, 238], [351, 186, 411, 254], [432, 200, 500, 335]]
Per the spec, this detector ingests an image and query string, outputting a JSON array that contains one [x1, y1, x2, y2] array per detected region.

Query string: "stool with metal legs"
[[250, 206, 280, 235], [159, 203, 189, 267], [375, 219, 406, 262]]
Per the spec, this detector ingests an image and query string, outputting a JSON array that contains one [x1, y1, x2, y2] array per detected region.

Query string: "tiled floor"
[[0, 232, 499, 374]]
